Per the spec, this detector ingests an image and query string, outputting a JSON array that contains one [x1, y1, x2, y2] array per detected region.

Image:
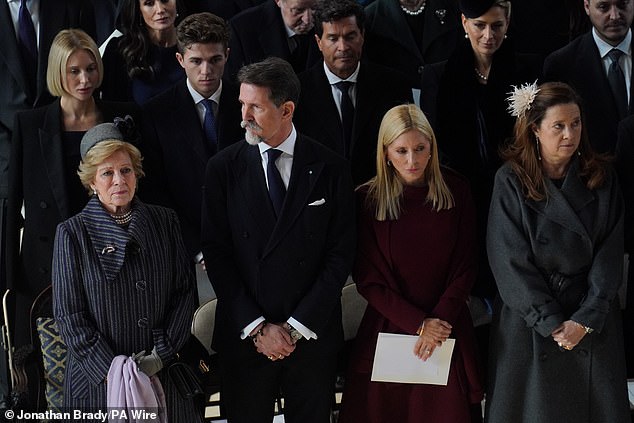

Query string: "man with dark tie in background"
[[201, 57, 355, 423], [141, 12, 242, 266], [294, 0, 413, 185]]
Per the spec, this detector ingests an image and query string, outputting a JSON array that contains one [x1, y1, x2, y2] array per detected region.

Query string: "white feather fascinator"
[[506, 80, 540, 119]]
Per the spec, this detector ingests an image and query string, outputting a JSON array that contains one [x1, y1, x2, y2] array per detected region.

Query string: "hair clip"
[[506, 80, 540, 119]]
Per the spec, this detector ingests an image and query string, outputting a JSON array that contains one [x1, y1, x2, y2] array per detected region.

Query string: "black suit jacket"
[[225, 0, 321, 81], [294, 62, 413, 185], [6, 99, 137, 344], [141, 79, 242, 257], [0, 0, 96, 199], [363, 0, 461, 89], [201, 134, 355, 355], [543, 31, 634, 153]]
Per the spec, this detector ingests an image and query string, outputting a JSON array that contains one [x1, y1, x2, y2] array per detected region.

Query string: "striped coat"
[[52, 196, 201, 422]]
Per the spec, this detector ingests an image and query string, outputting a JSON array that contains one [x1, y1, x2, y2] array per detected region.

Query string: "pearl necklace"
[[400, 0, 426, 15], [474, 67, 488, 82], [110, 209, 133, 226]]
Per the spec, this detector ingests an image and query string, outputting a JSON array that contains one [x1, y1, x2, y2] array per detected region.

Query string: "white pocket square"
[[308, 198, 326, 206]]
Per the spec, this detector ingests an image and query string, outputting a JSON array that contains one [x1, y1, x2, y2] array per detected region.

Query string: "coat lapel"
[[173, 82, 209, 165], [234, 144, 277, 241], [263, 136, 323, 256], [525, 160, 594, 239], [39, 101, 71, 218], [82, 197, 132, 283]]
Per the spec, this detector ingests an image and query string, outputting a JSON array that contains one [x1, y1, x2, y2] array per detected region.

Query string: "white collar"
[[187, 78, 223, 105], [323, 61, 360, 85], [592, 27, 632, 58], [258, 125, 297, 157]]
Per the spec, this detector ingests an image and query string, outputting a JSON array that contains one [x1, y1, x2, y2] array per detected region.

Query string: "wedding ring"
[[425, 349, 431, 354], [564, 345, 573, 351], [268, 355, 274, 360], [278, 354, 283, 359]]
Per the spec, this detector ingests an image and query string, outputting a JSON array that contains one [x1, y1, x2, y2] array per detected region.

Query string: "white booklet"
[[371, 332, 455, 385]]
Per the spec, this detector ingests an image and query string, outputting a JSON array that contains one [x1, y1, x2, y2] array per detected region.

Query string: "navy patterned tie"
[[266, 148, 286, 217], [18, 0, 37, 93], [607, 49, 628, 118], [201, 99, 218, 155]]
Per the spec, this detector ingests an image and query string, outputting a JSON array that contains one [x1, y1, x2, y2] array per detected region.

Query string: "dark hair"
[[503, 81, 608, 201], [176, 12, 230, 54], [313, 0, 365, 37], [237, 57, 300, 106], [116, 0, 186, 79]]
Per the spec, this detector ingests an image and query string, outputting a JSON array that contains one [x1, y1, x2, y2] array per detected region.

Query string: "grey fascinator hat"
[[80, 115, 138, 159]]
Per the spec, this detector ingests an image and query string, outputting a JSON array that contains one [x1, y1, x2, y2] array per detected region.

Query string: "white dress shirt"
[[323, 61, 360, 120], [593, 27, 632, 103], [7, 0, 40, 48]]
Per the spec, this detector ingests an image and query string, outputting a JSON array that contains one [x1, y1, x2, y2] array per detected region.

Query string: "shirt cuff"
[[240, 316, 266, 340], [288, 317, 317, 340], [194, 252, 204, 263]]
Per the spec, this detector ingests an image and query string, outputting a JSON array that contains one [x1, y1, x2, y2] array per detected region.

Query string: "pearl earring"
[[464, 33, 468, 39]]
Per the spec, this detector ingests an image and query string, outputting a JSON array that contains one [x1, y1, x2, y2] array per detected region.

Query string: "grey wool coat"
[[485, 159, 630, 423], [52, 197, 201, 422]]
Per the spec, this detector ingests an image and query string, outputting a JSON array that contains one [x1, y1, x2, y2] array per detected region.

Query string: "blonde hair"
[[47, 29, 103, 97], [363, 104, 454, 221], [78, 140, 144, 193]]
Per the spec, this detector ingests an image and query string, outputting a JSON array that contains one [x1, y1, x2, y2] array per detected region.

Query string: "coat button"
[[137, 317, 148, 328], [418, 65, 424, 75], [538, 353, 547, 361], [136, 281, 146, 290], [39, 201, 48, 209]]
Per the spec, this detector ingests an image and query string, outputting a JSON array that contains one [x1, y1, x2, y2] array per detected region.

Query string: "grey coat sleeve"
[[486, 169, 565, 337]]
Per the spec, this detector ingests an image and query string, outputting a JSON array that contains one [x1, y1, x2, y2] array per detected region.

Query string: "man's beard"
[[241, 120, 265, 145]]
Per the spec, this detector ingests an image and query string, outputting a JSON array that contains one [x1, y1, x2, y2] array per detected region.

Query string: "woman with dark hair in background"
[[101, 0, 185, 104], [486, 81, 630, 422]]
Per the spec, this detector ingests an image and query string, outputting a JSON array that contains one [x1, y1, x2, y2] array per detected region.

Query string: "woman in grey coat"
[[52, 120, 202, 422], [485, 82, 630, 423]]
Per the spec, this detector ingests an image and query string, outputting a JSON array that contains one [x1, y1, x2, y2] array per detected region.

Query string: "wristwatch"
[[285, 323, 303, 344]]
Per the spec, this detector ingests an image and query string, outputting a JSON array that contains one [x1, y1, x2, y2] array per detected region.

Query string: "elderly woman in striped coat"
[[52, 121, 202, 422]]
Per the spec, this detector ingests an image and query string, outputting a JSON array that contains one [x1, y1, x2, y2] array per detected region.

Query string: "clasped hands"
[[551, 320, 587, 351], [250, 322, 296, 361], [413, 318, 452, 361]]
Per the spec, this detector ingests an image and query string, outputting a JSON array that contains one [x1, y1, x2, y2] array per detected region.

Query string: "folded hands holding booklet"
[[371, 332, 456, 385]]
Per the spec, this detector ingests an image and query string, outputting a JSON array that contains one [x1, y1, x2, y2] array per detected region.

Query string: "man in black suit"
[[201, 57, 355, 423], [225, 0, 322, 80], [543, 0, 634, 153], [294, 0, 413, 185], [0, 0, 95, 409], [142, 12, 242, 263]]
